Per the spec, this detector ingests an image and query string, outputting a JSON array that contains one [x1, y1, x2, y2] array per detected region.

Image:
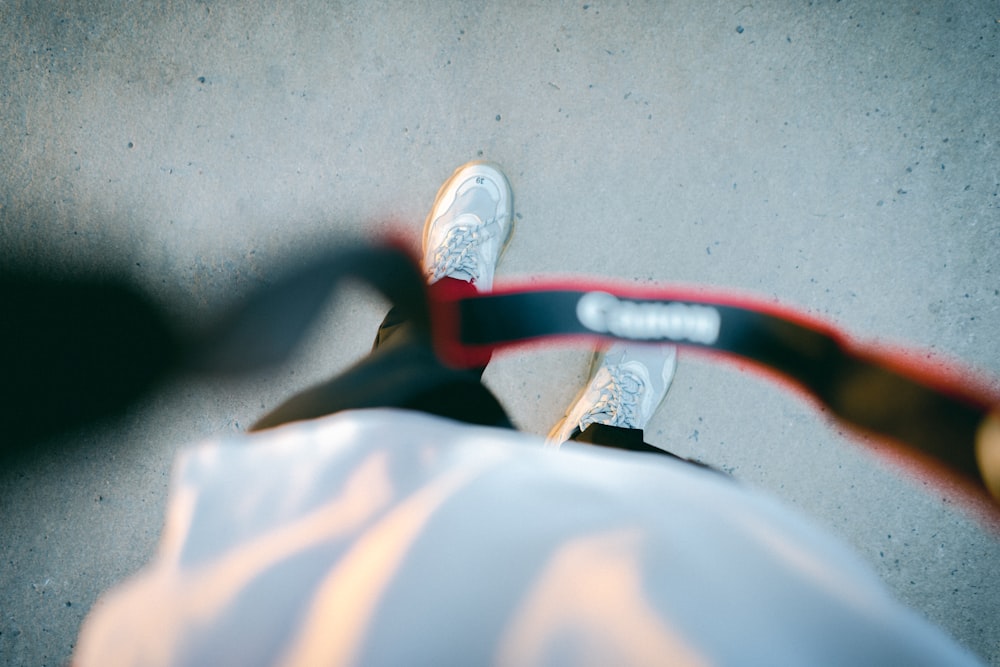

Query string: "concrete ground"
[[2, 1, 999, 664]]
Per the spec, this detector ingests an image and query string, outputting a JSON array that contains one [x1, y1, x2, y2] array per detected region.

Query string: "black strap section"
[[188, 243, 430, 374], [1, 273, 177, 453], [184, 243, 995, 490], [10, 240, 986, 494], [449, 288, 992, 484], [191, 244, 994, 489]]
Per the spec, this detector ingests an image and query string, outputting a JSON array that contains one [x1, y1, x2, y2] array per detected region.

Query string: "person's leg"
[[548, 343, 712, 467], [569, 423, 719, 471], [569, 423, 670, 455], [252, 161, 515, 432], [370, 287, 485, 379], [249, 320, 508, 431]]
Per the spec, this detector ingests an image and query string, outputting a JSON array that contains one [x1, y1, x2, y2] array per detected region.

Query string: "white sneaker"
[[547, 343, 678, 446], [422, 161, 514, 292]]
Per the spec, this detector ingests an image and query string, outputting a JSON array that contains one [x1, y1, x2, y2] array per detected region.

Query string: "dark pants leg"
[[251, 288, 717, 473], [569, 423, 719, 472], [251, 279, 512, 432]]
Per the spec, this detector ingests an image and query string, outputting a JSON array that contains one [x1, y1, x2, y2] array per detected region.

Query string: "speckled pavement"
[[2, 2, 999, 664]]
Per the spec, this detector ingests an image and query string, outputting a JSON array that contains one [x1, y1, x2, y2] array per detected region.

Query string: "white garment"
[[75, 408, 982, 666]]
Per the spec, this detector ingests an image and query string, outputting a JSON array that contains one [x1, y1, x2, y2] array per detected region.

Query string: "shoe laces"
[[579, 364, 645, 431], [428, 218, 497, 284]]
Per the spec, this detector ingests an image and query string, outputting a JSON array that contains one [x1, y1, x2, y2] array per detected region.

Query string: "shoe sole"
[[422, 160, 516, 276], [545, 349, 605, 447], [546, 345, 678, 447]]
